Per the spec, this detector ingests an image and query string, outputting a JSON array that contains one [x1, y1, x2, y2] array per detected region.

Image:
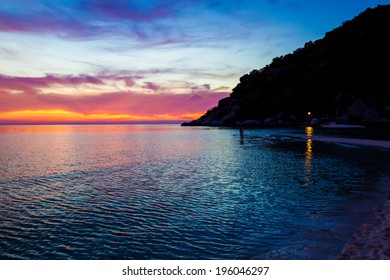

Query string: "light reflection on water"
[[304, 127, 314, 187], [0, 125, 388, 259]]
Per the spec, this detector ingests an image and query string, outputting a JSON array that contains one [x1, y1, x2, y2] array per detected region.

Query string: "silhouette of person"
[[239, 125, 244, 138]]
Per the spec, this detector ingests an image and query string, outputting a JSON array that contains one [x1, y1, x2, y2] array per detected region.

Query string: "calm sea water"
[[0, 124, 388, 259]]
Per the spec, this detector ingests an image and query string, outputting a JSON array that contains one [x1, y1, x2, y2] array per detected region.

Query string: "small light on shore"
[[307, 112, 312, 116]]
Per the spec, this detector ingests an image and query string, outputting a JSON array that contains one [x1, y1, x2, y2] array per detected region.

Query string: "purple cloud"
[[0, 74, 104, 94], [144, 82, 161, 92], [0, 0, 235, 43], [0, 87, 229, 117], [0, 10, 97, 38], [0, 71, 230, 119], [0, 0, 189, 40], [190, 84, 211, 92]]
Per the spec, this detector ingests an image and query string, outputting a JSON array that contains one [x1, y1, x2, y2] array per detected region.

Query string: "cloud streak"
[[0, 10, 97, 38], [0, 72, 229, 122], [0, 0, 273, 43], [0, 0, 195, 40], [0, 89, 228, 119], [82, 0, 176, 22], [0, 74, 104, 94]]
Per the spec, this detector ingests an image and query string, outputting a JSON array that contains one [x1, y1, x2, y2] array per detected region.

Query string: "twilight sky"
[[0, 0, 388, 123]]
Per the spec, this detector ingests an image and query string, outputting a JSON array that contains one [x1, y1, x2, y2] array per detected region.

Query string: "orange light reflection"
[[303, 126, 314, 187]]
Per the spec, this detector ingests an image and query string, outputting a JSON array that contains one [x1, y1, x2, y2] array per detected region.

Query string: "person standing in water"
[[239, 124, 244, 138]]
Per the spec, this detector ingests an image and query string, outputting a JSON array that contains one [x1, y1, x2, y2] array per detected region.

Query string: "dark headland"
[[182, 5, 390, 129]]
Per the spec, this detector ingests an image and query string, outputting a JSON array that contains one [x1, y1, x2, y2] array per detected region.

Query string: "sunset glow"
[[0, 0, 387, 124], [0, 110, 204, 124]]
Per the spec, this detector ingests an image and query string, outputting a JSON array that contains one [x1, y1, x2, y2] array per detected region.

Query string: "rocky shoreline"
[[182, 96, 390, 129]]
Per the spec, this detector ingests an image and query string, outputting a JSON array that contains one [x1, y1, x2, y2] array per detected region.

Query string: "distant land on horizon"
[[183, 4, 390, 128]]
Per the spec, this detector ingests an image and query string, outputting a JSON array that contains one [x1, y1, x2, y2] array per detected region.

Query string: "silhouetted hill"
[[183, 5, 390, 127]]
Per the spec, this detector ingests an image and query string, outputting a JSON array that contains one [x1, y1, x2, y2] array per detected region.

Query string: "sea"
[[0, 124, 389, 260]]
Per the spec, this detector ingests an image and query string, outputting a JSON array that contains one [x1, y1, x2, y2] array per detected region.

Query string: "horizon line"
[[0, 120, 187, 125]]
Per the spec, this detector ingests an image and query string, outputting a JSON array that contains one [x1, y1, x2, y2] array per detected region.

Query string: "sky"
[[0, 0, 388, 124]]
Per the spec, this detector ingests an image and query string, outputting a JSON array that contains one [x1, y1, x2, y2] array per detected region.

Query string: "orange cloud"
[[0, 72, 230, 124]]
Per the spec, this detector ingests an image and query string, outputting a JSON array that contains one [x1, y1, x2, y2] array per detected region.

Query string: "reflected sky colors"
[[2, 125, 388, 259], [0, 0, 388, 123]]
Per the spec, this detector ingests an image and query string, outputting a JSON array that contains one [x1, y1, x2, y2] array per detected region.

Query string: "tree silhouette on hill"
[[183, 5, 390, 127]]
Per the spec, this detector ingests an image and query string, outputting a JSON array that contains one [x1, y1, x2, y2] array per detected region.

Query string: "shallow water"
[[0, 125, 388, 259]]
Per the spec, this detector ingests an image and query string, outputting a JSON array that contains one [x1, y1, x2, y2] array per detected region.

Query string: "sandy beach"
[[283, 133, 390, 149]]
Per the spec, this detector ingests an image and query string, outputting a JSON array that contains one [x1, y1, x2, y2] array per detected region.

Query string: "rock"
[[218, 107, 230, 117], [361, 107, 380, 123], [264, 117, 277, 125], [338, 114, 350, 124], [205, 110, 218, 123], [309, 118, 320, 126], [347, 100, 380, 123], [241, 120, 261, 126], [221, 105, 240, 123], [181, 120, 202, 126], [210, 120, 223, 126], [218, 97, 230, 108], [229, 98, 239, 108], [377, 117, 390, 123], [348, 100, 368, 118], [289, 114, 297, 121], [221, 110, 237, 123], [275, 111, 285, 120]]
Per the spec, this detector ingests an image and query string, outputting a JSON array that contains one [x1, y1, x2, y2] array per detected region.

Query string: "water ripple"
[[0, 125, 388, 259]]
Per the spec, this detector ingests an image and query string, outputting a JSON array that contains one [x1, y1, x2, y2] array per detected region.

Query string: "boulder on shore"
[[348, 100, 369, 118], [309, 118, 320, 126], [240, 120, 261, 126], [263, 117, 277, 125]]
